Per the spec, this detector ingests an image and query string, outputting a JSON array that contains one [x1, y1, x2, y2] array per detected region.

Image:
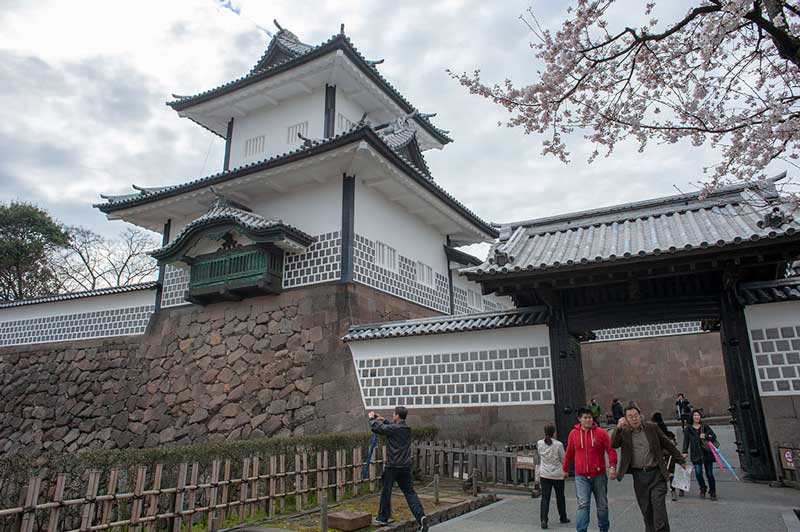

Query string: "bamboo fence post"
[[130, 466, 147, 532], [208, 460, 220, 532], [268, 455, 276, 518], [279, 454, 286, 513], [302, 451, 309, 508], [352, 447, 360, 496], [19, 476, 41, 532], [238, 457, 250, 522], [322, 450, 329, 502], [316, 451, 323, 503], [434, 474, 440, 505], [250, 456, 260, 518], [447, 441, 455, 480], [99, 468, 119, 527], [220, 459, 231, 525], [186, 462, 199, 532], [79, 470, 101, 532], [295, 453, 302, 512], [335, 449, 343, 502], [144, 464, 163, 532], [319, 493, 328, 532], [171, 463, 188, 532], [46, 473, 66, 532]]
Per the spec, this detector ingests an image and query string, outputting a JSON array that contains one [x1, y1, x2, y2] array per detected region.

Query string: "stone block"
[[328, 511, 372, 531]]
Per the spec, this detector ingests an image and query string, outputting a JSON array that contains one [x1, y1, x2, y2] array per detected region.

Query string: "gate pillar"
[[719, 283, 775, 480]]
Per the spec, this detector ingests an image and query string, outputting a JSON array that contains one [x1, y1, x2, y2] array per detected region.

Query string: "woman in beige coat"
[[536, 424, 570, 529]]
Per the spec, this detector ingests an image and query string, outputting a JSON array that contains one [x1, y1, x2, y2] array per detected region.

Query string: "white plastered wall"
[[452, 272, 513, 313], [0, 289, 156, 347], [354, 179, 446, 273], [250, 179, 342, 237], [744, 301, 800, 396], [348, 325, 554, 409], [229, 88, 325, 167], [334, 91, 365, 134]]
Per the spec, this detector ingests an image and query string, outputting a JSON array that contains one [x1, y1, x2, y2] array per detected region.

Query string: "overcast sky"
[[0, 0, 787, 248]]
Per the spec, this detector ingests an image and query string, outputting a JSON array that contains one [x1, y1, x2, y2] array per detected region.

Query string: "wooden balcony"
[[186, 246, 283, 304]]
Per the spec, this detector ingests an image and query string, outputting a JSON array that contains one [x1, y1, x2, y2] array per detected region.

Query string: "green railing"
[[189, 248, 273, 289]]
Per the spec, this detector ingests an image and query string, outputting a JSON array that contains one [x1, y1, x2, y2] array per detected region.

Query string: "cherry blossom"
[[449, 1, 800, 198]]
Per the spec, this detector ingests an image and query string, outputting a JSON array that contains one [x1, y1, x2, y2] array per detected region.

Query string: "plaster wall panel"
[[353, 179, 446, 272], [745, 301, 800, 396], [229, 89, 325, 167], [348, 325, 554, 409]]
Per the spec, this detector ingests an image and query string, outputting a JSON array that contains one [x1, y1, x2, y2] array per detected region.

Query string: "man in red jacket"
[[562, 407, 617, 532]]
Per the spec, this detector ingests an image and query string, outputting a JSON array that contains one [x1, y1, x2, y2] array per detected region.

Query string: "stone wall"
[[0, 283, 436, 455], [581, 332, 728, 419]]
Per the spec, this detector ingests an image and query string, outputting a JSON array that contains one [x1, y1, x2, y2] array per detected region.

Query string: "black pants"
[[539, 478, 567, 524], [632, 469, 670, 532], [378, 466, 425, 523]]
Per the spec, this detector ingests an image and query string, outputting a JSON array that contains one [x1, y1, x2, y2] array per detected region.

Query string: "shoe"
[[671, 491, 677, 501], [541, 522, 548, 529], [560, 517, 570, 524], [678, 490, 684, 497], [700, 490, 706, 499], [374, 518, 394, 526], [710, 493, 717, 501], [419, 515, 429, 532]]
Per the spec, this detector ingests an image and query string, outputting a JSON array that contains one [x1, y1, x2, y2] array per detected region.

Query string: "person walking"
[[562, 407, 617, 532], [611, 398, 624, 425], [674, 394, 692, 430], [681, 409, 718, 500], [651, 412, 682, 500], [369, 407, 429, 531], [611, 403, 686, 532], [536, 424, 570, 529], [590, 398, 603, 426]]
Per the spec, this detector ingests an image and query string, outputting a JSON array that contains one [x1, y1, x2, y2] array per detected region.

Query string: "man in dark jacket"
[[611, 399, 624, 424], [611, 403, 686, 532], [674, 394, 692, 430], [369, 407, 428, 531]]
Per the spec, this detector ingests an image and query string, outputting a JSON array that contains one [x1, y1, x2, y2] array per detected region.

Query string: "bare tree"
[[54, 226, 158, 292]]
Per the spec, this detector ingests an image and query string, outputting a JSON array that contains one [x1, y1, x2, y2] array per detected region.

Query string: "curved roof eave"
[[166, 35, 452, 146], [94, 126, 497, 239]]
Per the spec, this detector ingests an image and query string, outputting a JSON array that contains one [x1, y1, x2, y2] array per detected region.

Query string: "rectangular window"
[[244, 135, 266, 159], [336, 113, 354, 133], [375, 241, 397, 271], [287, 121, 309, 144], [416, 261, 434, 287]]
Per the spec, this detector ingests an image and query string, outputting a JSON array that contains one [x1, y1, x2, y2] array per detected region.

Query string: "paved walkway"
[[432, 425, 799, 532]]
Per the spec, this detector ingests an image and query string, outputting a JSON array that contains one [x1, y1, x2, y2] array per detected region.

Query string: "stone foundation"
[[581, 332, 728, 419], [0, 283, 436, 455]]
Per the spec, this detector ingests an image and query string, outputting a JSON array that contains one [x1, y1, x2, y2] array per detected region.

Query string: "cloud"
[[0, 0, 787, 241]]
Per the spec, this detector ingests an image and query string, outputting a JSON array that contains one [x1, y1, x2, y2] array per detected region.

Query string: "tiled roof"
[[167, 31, 452, 145], [95, 125, 497, 238], [738, 277, 800, 305], [342, 307, 547, 342], [0, 282, 157, 310], [250, 28, 314, 72], [150, 196, 314, 261], [464, 174, 798, 277]]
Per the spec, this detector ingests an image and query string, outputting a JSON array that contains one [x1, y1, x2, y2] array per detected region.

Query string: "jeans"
[[632, 469, 670, 532], [693, 461, 716, 494], [377, 466, 425, 523], [539, 478, 567, 524], [575, 474, 609, 532]]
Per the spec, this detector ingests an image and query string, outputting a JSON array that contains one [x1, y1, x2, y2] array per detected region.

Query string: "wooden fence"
[[414, 442, 538, 487], [0, 442, 537, 532]]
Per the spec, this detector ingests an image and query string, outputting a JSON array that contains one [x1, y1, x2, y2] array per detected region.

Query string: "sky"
[[0, 1, 788, 251]]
